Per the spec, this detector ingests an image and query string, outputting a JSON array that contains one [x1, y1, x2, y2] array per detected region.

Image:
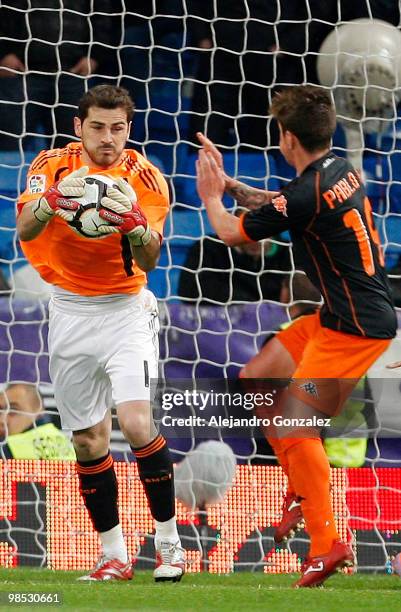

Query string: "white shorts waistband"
[[50, 287, 152, 316]]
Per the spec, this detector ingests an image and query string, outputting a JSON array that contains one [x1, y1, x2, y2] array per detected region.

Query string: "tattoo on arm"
[[226, 180, 271, 208]]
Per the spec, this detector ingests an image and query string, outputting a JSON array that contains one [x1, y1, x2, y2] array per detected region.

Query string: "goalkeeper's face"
[[74, 106, 131, 169]]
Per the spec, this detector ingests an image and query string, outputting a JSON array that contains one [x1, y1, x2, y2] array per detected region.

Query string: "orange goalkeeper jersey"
[[17, 143, 169, 296]]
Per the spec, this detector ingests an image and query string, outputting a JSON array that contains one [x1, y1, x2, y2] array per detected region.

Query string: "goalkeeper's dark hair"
[[270, 85, 336, 152], [78, 85, 135, 123]]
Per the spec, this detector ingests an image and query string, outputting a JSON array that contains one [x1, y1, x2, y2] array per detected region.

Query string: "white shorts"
[[48, 289, 159, 431]]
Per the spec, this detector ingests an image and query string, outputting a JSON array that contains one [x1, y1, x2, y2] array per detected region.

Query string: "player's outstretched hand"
[[196, 132, 236, 190], [99, 178, 151, 246], [32, 166, 89, 224], [196, 149, 225, 205], [196, 132, 278, 208], [196, 132, 224, 169]]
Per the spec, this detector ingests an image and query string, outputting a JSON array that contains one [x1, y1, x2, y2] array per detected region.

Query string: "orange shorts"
[[276, 312, 391, 415]]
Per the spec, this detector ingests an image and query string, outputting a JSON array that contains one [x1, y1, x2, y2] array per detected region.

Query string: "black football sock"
[[132, 434, 175, 522], [76, 452, 119, 533]]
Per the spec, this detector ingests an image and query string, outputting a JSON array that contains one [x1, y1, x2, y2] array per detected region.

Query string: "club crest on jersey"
[[28, 174, 46, 194], [299, 381, 319, 398], [272, 194, 288, 217]]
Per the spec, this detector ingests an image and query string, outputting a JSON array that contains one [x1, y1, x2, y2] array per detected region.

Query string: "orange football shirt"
[[18, 143, 169, 296]]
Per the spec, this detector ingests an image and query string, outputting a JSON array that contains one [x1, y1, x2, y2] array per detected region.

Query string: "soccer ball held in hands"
[[67, 174, 119, 239], [63, 173, 151, 245]]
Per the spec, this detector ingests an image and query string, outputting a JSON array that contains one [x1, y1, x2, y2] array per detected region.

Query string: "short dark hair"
[[78, 85, 135, 123], [270, 85, 336, 152]]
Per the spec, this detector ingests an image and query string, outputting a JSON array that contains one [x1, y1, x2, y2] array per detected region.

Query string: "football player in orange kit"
[[16, 84, 185, 582], [196, 85, 397, 587]]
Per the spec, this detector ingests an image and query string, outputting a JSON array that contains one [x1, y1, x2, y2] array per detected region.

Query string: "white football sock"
[[99, 524, 128, 563], [155, 517, 180, 548]]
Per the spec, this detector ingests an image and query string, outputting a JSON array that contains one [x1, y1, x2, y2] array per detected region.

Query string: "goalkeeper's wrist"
[[32, 198, 54, 224]]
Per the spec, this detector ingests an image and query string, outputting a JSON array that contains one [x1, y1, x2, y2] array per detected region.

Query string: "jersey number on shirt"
[[342, 198, 384, 276]]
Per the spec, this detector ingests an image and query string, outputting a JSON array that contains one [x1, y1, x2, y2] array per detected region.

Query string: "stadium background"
[[0, 2, 401, 575]]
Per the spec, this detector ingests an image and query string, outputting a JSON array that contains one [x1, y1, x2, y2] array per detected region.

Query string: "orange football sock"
[[282, 437, 340, 557], [267, 437, 295, 495]]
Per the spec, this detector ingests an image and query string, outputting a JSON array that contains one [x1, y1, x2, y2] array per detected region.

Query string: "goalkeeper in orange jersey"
[[16, 84, 185, 582], [196, 84, 397, 587]]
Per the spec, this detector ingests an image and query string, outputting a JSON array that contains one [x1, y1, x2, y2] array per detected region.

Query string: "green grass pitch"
[[0, 569, 400, 611]]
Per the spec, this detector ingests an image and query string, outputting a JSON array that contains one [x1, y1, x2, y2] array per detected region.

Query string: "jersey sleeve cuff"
[[239, 212, 255, 243]]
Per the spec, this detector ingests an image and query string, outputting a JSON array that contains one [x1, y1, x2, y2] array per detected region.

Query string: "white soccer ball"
[[67, 174, 117, 239], [317, 19, 401, 132], [174, 441, 237, 509]]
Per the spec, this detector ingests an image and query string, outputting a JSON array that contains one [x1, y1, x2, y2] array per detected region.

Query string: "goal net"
[[0, 2, 400, 574]]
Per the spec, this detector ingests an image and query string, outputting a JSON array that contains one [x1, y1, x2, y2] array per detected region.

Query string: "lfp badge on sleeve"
[[28, 174, 46, 194]]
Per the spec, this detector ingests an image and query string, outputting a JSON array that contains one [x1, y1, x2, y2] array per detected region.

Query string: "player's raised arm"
[[17, 166, 88, 241], [196, 131, 279, 209], [196, 149, 244, 246]]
